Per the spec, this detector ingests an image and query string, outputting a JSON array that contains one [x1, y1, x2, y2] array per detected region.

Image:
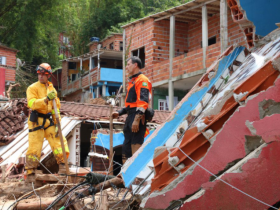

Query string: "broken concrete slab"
[[143, 69, 280, 209], [180, 141, 280, 209]]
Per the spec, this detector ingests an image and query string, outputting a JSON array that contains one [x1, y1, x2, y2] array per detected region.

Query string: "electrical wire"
[[45, 181, 88, 210], [111, 189, 130, 209], [1, 193, 16, 210], [88, 153, 115, 210], [93, 122, 108, 170], [35, 156, 65, 182], [7, 194, 34, 210], [64, 185, 91, 208], [32, 182, 41, 210], [177, 147, 278, 210]]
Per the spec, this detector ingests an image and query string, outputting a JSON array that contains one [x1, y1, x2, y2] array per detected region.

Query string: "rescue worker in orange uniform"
[[112, 56, 152, 164], [25, 63, 69, 182]]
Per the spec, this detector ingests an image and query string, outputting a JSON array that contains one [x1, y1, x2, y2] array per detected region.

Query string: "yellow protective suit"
[[25, 81, 69, 174]]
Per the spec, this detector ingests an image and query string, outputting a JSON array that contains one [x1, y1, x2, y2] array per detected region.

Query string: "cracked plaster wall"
[[144, 77, 280, 209]]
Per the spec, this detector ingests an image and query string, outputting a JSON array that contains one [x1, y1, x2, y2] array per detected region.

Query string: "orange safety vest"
[[125, 72, 152, 113]]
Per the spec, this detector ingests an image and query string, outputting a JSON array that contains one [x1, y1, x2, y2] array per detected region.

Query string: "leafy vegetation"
[[0, 0, 191, 97]]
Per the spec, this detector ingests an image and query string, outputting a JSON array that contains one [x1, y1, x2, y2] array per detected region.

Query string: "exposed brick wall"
[[152, 42, 220, 83], [89, 42, 99, 52], [91, 146, 110, 172], [125, 18, 154, 78], [188, 12, 246, 51], [102, 34, 123, 51], [123, 10, 246, 85], [65, 89, 83, 102], [0, 47, 17, 67], [61, 61, 68, 91], [0, 46, 17, 83], [89, 34, 123, 52], [227, 11, 247, 46], [5, 68, 16, 82], [58, 32, 72, 58], [153, 20, 189, 62], [81, 74, 90, 87]]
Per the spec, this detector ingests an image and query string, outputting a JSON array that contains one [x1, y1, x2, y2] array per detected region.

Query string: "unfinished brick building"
[[122, 0, 247, 111], [0, 44, 18, 98], [61, 34, 123, 102]]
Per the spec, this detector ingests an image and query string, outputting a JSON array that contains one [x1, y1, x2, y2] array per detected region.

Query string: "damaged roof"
[[60, 101, 170, 124], [0, 117, 81, 167], [121, 28, 280, 209], [0, 99, 27, 145]]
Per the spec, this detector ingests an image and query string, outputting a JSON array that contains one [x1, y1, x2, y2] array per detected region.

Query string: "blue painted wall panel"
[[240, 0, 280, 36], [100, 68, 123, 83], [95, 130, 155, 150], [121, 46, 245, 187]]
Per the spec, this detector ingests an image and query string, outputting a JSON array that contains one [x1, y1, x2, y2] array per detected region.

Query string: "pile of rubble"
[[0, 174, 135, 210]]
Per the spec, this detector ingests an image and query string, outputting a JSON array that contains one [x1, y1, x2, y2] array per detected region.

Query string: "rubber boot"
[[58, 163, 66, 174]]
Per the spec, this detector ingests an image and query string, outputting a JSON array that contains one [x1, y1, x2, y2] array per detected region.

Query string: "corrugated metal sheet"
[[0, 117, 81, 166]]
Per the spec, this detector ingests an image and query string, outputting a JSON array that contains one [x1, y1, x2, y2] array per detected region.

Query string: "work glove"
[[111, 112, 119, 119], [55, 125, 59, 137], [132, 114, 143, 133], [47, 90, 56, 100]]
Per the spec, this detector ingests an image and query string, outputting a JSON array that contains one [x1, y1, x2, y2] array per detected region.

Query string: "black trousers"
[[122, 112, 146, 159]]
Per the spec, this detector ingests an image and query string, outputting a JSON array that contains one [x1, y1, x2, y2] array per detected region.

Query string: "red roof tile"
[[0, 99, 170, 146], [0, 99, 27, 145], [60, 101, 170, 124]]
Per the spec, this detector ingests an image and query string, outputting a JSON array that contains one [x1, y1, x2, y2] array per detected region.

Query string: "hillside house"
[[61, 34, 123, 102], [122, 0, 248, 110], [0, 44, 18, 98]]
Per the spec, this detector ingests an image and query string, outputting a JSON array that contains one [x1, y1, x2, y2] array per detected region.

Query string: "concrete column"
[[89, 55, 92, 70], [80, 58, 83, 71], [168, 15, 175, 111], [102, 83, 106, 97], [97, 44, 101, 80], [202, 4, 208, 69], [220, 0, 228, 53], [96, 87, 99, 98]]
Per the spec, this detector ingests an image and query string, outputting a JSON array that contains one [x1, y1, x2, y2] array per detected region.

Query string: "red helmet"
[[36, 63, 52, 74]]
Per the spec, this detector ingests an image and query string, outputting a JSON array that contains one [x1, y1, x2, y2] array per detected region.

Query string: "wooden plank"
[[52, 100, 71, 182], [100, 191, 109, 210], [109, 105, 114, 175]]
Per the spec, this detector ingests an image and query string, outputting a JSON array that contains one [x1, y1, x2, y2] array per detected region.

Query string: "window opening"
[[109, 42, 114, 50], [201, 36, 217, 47], [120, 42, 123, 51], [158, 99, 168, 110], [132, 47, 145, 68]]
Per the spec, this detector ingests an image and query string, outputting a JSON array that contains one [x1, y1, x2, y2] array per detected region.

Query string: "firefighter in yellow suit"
[[25, 63, 69, 182]]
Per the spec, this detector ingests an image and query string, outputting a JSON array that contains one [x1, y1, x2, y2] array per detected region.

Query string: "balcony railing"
[[63, 67, 123, 96]]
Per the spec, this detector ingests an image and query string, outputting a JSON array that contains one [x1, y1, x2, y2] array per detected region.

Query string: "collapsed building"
[[121, 28, 280, 210], [125, 30, 280, 209]]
